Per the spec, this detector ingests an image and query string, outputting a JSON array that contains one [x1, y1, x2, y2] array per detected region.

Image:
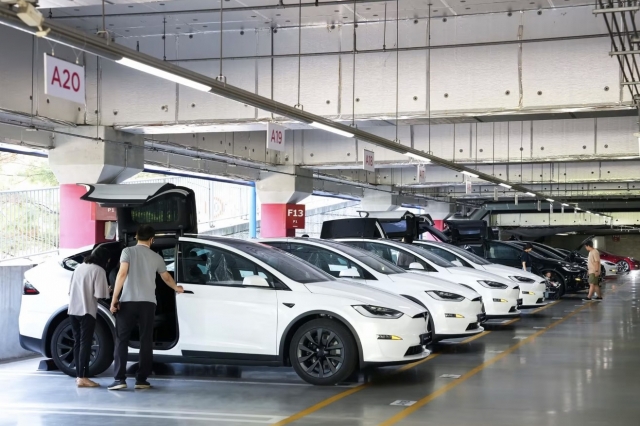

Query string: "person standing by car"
[[68, 246, 111, 388], [108, 225, 184, 391], [584, 240, 602, 301], [521, 243, 533, 273]]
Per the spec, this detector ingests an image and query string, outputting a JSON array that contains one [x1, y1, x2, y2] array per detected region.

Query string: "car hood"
[[389, 273, 480, 299], [441, 266, 520, 289], [304, 280, 424, 316], [481, 263, 544, 281]]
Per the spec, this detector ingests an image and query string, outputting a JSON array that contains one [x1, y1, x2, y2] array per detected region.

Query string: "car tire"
[[50, 317, 114, 377], [546, 271, 566, 297], [617, 260, 630, 273], [289, 318, 358, 386]]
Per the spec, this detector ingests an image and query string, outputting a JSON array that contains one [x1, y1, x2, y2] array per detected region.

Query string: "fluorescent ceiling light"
[[595, 213, 600, 216], [562, 203, 569, 207], [498, 183, 512, 189], [406, 152, 431, 162], [461, 170, 479, 178], [309, 122, 354, 138], [586, 211, 592, 214], [116, 58, 212, 92], [556, 233, 569, 236], [546, 198, 555, 203], [525, 192, 535, 196], [575, 207, 581, 211]]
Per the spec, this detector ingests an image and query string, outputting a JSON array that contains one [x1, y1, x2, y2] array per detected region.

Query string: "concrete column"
[[257, 167, 312, 238], [49, 126, 143, 249]]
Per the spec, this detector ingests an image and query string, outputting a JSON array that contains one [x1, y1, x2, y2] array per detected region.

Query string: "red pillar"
[[433, 220, 444, 231], [59, 184, 106, 249], [260, 204, 306, 238]]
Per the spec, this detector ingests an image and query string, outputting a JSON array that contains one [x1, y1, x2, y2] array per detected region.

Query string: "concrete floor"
[[1, 273, 639, 426]]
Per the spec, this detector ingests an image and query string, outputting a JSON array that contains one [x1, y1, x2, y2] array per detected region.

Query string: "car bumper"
[[483, 288, 521, 318], [358, 314, 431, 364], [519, 282, 547, 308], [19, 334, 45, 355], [431, 299, 485, 340]]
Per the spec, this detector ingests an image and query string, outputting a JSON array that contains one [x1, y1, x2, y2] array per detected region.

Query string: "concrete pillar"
[[49, 126, 143, 249], [256, 167, 312, 237]]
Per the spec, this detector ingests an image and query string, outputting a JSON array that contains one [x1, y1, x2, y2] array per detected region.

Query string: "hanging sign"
[[286, 204, 306, 229], [44, 54, 85, 104], [363, 149, 375, 172], [417, 164, 427, 183], [266, 123, 286, 152], [465, 175, 472, 194]]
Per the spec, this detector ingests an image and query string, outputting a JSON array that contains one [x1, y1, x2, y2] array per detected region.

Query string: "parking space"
[[2, 274, 637, 426]]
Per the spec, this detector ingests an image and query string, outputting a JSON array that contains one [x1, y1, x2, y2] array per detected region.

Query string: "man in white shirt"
[[584, 240, 602, 301]]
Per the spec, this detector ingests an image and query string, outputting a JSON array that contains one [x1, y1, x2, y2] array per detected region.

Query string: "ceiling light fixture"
[[525, 192, 535, 196], [586, 211, 592, 214], [116, 58, 212, 92], [498, 183, 512, 189], [546, 198, 555, 203], [308, 121, 354, 138], [406, 152, 431, 162], [461, 170, 479, 178], [561, 203, 569, 206]]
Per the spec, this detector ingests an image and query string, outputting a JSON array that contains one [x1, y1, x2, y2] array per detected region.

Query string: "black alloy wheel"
[[56, 324, 98, 369], [547, 271, 566, 297], [290, 319, 357, 385]]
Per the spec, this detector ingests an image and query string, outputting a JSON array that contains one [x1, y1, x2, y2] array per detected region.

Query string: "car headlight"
[[426, 290, 465, 302], [478, 280, 508, 289], [352, 305, 404, 319], [562, 266, 580, 272], [509, 276, 535, 283]]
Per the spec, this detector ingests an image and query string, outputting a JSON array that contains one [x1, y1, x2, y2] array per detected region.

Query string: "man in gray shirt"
[[108, 225, 183, 390]]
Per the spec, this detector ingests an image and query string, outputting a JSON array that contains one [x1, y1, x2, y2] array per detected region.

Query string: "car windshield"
[[393, 243, 456, 268], [210, 238, 336, 283], [313, 240, 406, 275], [427, 242, 493, 265], [533, 244, 567, 259]]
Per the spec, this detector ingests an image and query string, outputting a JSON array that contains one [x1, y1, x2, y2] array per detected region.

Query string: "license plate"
[[420, 333, 432, 346]]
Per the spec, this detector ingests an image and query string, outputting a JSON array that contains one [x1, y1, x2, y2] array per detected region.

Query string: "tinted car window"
[[355, 241, 439, 272], [435, 243, 492, 266], [488, 242, 521, 260], [419, 245, 472, 267], [286, 243, 368, 279]]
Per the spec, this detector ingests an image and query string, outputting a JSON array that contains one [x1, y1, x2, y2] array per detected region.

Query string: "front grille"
[[509, 306, 518, 313], [405, 345, 424, 356], [466, 323, 480, 331], [472, 296, 482, 302]]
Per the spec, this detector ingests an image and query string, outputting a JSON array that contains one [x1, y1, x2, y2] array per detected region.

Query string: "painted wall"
[[0, 265, 35, 361], [544, 234, 640, 259]]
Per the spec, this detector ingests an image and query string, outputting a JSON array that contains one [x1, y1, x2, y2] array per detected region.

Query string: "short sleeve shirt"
[[68, 263, 110, 318], [521, 251, 531, 268], [119, 245, 167, 304]]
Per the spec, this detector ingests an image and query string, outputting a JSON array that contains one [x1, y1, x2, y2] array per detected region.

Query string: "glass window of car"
[[304, 240, 405, 275], [488, 242, 521, 260], [355, 241, 439, 272], [286, 243, 369, 279], [62, 250, 92, 271], [179, 242, 277, 287], [419, 245, 472, 267], [424, 243, 492, 266]]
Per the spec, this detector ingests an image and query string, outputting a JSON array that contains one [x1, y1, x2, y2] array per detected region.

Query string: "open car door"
[[80, 183, 198, 239]]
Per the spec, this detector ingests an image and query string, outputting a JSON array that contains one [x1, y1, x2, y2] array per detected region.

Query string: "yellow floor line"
[[272, 331, 492, 425], [377, 302, 590, 426]]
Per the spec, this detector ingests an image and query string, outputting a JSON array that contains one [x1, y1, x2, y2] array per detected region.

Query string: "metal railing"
[[0, 188, 59, 260]]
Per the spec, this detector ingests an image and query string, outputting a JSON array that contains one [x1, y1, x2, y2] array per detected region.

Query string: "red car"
[[597, 250, 640, 273]]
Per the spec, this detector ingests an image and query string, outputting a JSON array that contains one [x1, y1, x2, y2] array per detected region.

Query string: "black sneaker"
[[107, 380, 127, 390], [594, 297, 604, 301], [582, 297, 592, 302], [135, 380, 151, 389]]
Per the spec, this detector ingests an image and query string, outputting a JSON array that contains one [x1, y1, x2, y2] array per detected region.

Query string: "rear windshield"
[[219, 239, 335, 283]]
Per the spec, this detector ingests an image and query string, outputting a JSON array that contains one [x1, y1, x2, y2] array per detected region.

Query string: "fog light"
[[377, 335, 403, 340], [444, 314, 465, 318], [522, 291, 534, 295], [493, 298, 508, 303], [575, 278, 582, 281]]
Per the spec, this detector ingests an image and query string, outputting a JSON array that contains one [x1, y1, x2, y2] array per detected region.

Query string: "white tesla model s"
[[413, 241, 548, 308], [19, 184, 431, 386], [335, 239, 522, 319], [260, 238, 486, 341]]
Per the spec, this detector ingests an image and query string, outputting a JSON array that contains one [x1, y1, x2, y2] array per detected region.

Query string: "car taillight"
[[23, 281, 39, 295]]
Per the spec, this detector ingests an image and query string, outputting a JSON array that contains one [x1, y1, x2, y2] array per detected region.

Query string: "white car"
[[335, 239, 522, 319], [413, 241, 548, 308], [260, 238, 486, 341], [601, 260, 618, 277], [19, 184, 431, 386]]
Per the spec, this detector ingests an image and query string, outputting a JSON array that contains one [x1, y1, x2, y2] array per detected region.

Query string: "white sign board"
[[465, 175, 472, 194], [417, 164, 426, 183], [363, 149, 375, 172], [44, 54, 85, 104], [266, 123, 286, 152]]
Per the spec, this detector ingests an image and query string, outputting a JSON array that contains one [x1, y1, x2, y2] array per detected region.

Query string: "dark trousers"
[[113, 301, 156, 381], [70, 314, 96, 378]]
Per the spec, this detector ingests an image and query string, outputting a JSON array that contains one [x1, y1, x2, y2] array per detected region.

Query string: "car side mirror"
[[408, 262, 425, 270], [243, 275, 270, 287], [451, 260, 463, 267], [339, 268, 361, 278]]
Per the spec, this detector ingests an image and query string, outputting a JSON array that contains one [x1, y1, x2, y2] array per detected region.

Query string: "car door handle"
[[182, 290, 194, 294]]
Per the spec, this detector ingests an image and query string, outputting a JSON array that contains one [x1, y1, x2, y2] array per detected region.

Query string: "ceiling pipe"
[[0, 4, 539, 199]]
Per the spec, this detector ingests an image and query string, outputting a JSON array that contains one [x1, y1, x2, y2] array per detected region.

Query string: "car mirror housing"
[[451, 260, 463, 267], [408, 262, 425, 270], [339, 268, 361, 278], [243, 275, 270, 287]]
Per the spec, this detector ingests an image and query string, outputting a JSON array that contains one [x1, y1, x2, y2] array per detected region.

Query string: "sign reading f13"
[[44, 54, 85, 104], [267, 123, 286, 152]]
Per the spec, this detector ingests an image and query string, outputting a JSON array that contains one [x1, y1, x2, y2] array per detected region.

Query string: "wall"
[[543, 234, 640, 260], [0, 265, 35, 361]]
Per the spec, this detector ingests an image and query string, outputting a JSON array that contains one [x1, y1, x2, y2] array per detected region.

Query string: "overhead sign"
[[44, 54, 85, 104], [417, 164, 426, 183], [267, 123, 286, 152], [465, 175, 472, 194], [91, 204, 117, 221], [363, 149, 375, 172], [286, 204, 306, 229]]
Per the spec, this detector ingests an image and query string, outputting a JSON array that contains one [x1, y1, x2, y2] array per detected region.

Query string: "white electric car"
[[413, 241, 547, 308], [19, 184, 432, 386], [260, 238, 486, 341], [336, 239, 522, 319]]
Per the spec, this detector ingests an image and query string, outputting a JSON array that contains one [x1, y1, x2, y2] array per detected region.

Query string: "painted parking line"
[[0, 404, 286, 424], [377, 302, 590, 426], [272, 332, 491, 426]]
